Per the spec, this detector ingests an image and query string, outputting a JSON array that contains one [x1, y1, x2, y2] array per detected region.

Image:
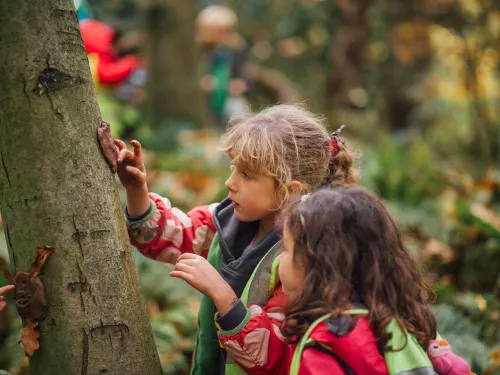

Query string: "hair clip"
[[300, 214, 306, 229], [299, 194, 310, 229], [329, 125, 347, 155], [331, 124, 346, 139]]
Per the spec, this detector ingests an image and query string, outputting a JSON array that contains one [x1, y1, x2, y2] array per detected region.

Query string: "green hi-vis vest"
[[290, 310, 437, 375], [191, 234, 282, 375]]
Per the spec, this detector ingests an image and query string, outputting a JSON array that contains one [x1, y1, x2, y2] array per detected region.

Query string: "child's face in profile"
[[279, 225, 305, 297], [225, 162, 279, 225]]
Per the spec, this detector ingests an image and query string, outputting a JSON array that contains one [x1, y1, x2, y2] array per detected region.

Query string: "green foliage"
[[361, 138, 445, 205], [361, 132, 499, 373], [134, 253, 199, 308], [134, 253, 199, 374]]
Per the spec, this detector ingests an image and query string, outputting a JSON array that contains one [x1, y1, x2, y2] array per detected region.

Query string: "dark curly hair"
[[281, 187, 437, 353]]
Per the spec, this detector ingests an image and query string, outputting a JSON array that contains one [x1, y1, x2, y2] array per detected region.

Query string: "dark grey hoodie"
[[211, 198, 280, 373]]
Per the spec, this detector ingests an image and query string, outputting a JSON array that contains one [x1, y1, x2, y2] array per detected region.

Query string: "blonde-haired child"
[[116, 104, 357, 374]]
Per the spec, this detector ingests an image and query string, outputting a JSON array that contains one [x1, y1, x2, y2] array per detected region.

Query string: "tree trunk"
[[141, 0, 208, 129], [327, 0, 373, 108], [0, 0, 162, 374], [381, 1, 432, 131], [245, 64, 301, 105]]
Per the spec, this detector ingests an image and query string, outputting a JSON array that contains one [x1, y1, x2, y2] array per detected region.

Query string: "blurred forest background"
[[1, 0, 499, 374]]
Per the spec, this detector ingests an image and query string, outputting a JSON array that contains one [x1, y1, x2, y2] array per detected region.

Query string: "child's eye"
[[230, 164, 235, 172], [242, 171, 251, 180]]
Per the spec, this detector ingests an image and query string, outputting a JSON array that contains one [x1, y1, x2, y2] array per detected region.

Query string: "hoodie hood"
[[212, 198, 280, 298], [309, 316, 388, 375]]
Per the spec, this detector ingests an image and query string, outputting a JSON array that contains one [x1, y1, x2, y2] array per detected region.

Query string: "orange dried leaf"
[[147, 301, 161, 318], [20, 320, 40, 356], [471, 203, 500, 231], [421, 239, 455, 264], [29, 246, 54, 279]]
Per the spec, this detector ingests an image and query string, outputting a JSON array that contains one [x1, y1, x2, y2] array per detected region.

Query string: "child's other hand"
[[0, 284, 15, 312], [115, 139, 147, 189], [171, 254, 227, 299]]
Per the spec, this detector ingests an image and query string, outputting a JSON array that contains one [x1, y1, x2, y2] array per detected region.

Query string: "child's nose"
[[225, 174, 237, 192]]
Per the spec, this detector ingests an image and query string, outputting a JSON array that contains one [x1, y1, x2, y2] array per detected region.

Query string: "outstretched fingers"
[[125, 166, 146, 183], [176, 253, 201, 262], [114, 139, 127, 151], [117, 148, 134, 163], [170, 262, 195, 283], [0, 285, 15, 295], [170, 270, 194, 282], [130, 140, 142, 160], [0, 284, 14, 310]]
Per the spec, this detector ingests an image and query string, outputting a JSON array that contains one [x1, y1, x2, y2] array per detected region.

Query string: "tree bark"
[[381, 1, 432, 131], [0, 0, 162, 374], [141, 0, 209, 129], [327, 0, 373, 108]]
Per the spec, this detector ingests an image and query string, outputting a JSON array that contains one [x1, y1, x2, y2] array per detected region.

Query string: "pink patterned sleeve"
[[216, 286, 289, 375], [126, 193, 218, 264]]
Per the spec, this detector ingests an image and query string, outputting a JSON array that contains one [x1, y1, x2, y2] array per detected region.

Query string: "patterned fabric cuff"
[[216, 301, 252, 336], [125, 200, 156, 226]]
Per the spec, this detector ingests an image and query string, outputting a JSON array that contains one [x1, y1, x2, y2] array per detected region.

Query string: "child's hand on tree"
[[115, 139, 147, 189], [0, 284, 15, 312], [171, 254, 238, 316]]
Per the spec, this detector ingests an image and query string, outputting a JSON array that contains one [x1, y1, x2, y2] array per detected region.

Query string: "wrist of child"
[[125, 184, 150, 216], [126, 181, 148, 192], [211, 283, 238, 317]]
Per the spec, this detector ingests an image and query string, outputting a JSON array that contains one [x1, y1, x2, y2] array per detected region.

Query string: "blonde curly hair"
[[219, 104, 359, 208]]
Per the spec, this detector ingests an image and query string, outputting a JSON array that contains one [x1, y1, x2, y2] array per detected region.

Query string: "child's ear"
[[288, 180, 303, 196]]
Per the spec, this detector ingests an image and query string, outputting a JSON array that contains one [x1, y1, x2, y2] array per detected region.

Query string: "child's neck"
[[254, 212, 278, 242]]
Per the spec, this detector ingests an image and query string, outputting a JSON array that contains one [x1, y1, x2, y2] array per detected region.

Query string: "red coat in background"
[[79, 19, 141, 86]]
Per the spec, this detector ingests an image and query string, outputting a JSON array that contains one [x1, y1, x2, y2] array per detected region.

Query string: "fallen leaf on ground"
[[471, 203, 500, 230], [421, 239, 455, 263]]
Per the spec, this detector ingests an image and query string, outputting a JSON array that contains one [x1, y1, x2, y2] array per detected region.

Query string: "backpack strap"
[[289, 309, 369, 375], [304, 341, 358, 375], [384, 318, 436, 375], [239, 241, 281, 306]]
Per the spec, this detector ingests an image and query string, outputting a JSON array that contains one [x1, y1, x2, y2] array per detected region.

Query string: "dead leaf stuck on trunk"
[[19, 319, 40, 356], [29, 246, 54, 279], [8, 245, 55, 356]]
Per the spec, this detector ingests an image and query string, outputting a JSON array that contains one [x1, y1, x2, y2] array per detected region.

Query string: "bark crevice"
[[0, 150, 10, 186]]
